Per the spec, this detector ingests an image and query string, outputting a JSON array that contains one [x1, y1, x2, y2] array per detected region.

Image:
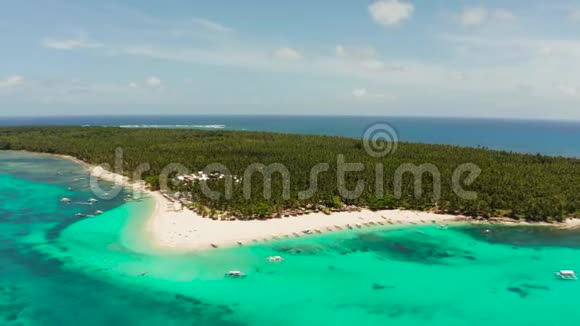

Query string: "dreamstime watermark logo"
[[86, 122, 482, 206], [363, 122, 399, 157], [88, 147, 150, 201]]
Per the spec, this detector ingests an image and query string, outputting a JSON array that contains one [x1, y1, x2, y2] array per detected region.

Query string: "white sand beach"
[[34, 152, 580, 252], [145, 192, 465, 252]]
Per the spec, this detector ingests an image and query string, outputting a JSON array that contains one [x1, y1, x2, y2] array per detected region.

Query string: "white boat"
[[60, 197, 71, 203], [95, 210, 104, 215], [267, 256, 284, 263], [555, 270, 577, 280], [88, 198, 98, 203], [225, 271, 246, 278]]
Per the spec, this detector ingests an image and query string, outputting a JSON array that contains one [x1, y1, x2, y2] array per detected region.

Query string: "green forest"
[[1, 126, 579, 222]]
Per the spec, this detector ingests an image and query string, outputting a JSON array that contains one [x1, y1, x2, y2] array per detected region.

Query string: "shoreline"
[[18, 150, 147, 194], [146, 191, 467, 252], [145, 192, 580, 253], [8, 150, 580, 253]]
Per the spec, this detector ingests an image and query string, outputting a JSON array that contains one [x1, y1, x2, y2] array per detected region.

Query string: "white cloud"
[[492, 9, 515, 21], [273, 47, 304, 61], [441, 33, 580, 99], [352, 88, 368, 98], [461, 7, 488, 26], [335, 45, 377, 60], [116, 4, 234, 35], [460, 8, 515, 26], [359, 59, 386, 71], [122, 77, 161, 90], [351, 88, 393, 100], [540, 46, 554, 55], [1, 77, 173, 105], [335, 46, 403, 73], [191, 18, 233, 33], [452, 72, 468, 81], [369, 0, 414, 27], [42, 37, 102, 50], [0, 75, 25, 88], [23, 5, 579, 119], [559, 85, 579, 97], [145, 76, 162, 88], [335, 45, 347, 57]]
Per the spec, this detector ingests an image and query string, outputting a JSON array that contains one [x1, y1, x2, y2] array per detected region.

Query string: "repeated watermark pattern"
[[362, 122, 399, 157], [88, 123, 482, 203]]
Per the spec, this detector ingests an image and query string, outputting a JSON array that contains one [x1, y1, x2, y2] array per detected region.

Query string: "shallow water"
[[1, 151, 580, 325]]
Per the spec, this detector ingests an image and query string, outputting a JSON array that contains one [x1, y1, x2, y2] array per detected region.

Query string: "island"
[[0, 126, 579, 251]]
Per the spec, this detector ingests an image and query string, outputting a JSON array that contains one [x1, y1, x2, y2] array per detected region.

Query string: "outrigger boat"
[[555, 270, 577, 280], [267, 256, 284, 263], [225, 271, 246, 278]]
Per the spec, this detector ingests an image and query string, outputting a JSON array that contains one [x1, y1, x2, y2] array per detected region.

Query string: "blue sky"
[[1, 0, 580, 119]]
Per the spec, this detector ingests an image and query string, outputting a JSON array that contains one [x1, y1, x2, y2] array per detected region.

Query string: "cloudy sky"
[[1, 0, 580, 119]]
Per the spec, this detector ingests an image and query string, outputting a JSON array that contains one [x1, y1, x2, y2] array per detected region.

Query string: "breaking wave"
[[118, 124, 226, 129]]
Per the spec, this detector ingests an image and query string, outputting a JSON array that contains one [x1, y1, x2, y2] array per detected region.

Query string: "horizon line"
[[1, 114, 579, 124]]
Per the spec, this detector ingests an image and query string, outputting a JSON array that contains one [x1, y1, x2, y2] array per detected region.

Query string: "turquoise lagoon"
[[1, 151, 580, 326]]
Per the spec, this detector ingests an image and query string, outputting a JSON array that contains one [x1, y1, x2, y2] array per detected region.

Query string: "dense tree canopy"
[[1, 126, 578, 222]]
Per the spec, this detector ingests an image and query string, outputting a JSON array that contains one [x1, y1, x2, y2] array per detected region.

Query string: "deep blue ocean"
[[1, 115, 579, 157]]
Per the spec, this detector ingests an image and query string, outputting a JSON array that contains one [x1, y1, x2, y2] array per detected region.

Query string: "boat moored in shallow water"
[[267, 256, 284, 262], [555, 270, 577, 280], [226, 271, 246, 278]]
